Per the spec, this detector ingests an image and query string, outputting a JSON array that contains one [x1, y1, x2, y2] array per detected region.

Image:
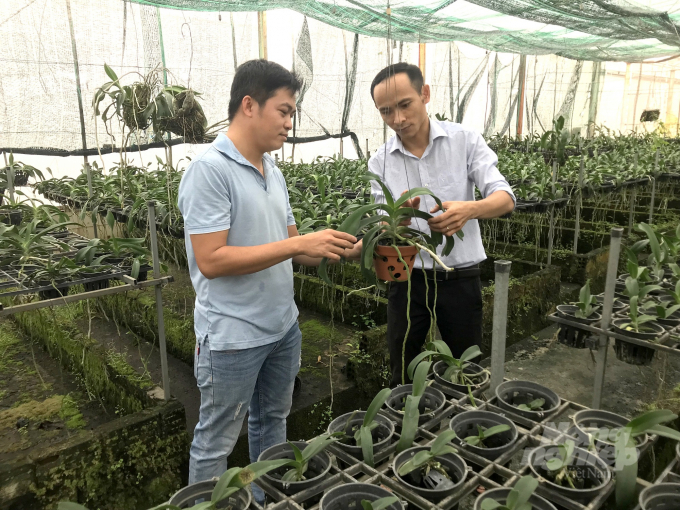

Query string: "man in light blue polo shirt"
[[178, 60, 360, 499]]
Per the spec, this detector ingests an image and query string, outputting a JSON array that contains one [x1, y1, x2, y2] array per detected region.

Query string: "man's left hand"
[[428, 201, 475, 236], [344, 239, 363, 261]]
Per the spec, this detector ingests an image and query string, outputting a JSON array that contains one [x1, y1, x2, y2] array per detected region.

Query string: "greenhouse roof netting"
[[125, 0, 680, 61]]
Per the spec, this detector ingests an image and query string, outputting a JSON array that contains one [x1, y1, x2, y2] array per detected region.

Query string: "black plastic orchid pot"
[[327, 411, 394, 462], [495, 380, 561, 421], [169, 479, 251, 509], [571, 409, 648, 466], [473, 487, 557, 510], [257, 440, 332, 496], [528, 444, 611, 503], [393, 446, 467, 501], [449, 410, 518, 461], [320, 483, 403, 510], [611, 318, 664, 366], [639, 483, 680, 510], [556, 304, 600, 349], [384, 384, 447, 425], [432, 360, 489, 393]]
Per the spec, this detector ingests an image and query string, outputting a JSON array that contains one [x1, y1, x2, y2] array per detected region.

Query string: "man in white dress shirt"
[[368, 63, 516, 386]]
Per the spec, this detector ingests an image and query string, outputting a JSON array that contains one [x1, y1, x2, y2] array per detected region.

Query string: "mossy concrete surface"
[[1, 399, 188, 510], [10, 303, 155, 415], [0, 317, 190, 510]]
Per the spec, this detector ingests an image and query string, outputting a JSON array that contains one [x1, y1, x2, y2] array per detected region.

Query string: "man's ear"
[[241, 95, 255, 118], [421, 84, 431, 105]]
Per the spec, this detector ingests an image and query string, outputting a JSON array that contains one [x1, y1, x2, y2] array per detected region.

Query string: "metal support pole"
[[573, 153, 584, 254], [592, 228, 624, 409], [628, 187, 637, 235], [147, 201, 171, 401], [340, 137, 343, 159], [85, 161, 98, 238], [366, 139, 369, 160], [649, 149, 658, 224], [547, 161, 557, 266], [489, 260, 512, 395], [6, 164, 15, 203]]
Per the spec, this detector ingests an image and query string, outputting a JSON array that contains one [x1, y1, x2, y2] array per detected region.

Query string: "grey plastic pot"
[[449, 410, 518, 461], [528, 445, 611, 503], [327, 411, 395, 461], [572, 409, 648, 466], [168, 479, 251, 509], [258, 440, 332, 496], [495, 380, 561, 421], [384, 385, 447, 424], [320, 483, 403, 510], [595, 294, 627, 313], [433, 360, 489, 393], [473, 487, 557, 510], [393, 446, 467, 501], [639, 483, 680, 510]]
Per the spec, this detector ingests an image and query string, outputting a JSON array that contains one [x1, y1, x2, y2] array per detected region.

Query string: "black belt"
[[417, 265, 480, 282]]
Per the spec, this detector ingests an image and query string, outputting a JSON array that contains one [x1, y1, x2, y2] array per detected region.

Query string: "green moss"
[[0, 395, 63, 431], [59, 394, 86, 430], [10, 304, 153, 415], [28, 401, 190, 510]]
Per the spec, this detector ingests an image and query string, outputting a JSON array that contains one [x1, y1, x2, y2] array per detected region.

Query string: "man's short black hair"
[[370, 63, 424, 100], [228, 59, 302, 121]]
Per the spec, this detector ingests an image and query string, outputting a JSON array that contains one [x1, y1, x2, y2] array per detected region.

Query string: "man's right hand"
[[295, 230, 357, 261], [399, 190, 421, 226]]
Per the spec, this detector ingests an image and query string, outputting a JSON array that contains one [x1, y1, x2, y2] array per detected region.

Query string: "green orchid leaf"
[[396, 395, 420, 453], [360, 424, 374, 467], [364, 388, 392, 427], [430, 429, 458, 456], [364, 496, 399, 510]]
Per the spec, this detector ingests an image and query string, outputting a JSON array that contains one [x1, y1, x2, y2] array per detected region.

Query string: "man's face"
[[373, 73, 430, 140], [250, 87, 296, 152]]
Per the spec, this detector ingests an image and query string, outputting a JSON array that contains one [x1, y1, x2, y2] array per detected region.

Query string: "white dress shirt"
[[368, 119, 515, 270]]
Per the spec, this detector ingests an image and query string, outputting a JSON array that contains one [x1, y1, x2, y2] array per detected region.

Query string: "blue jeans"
[[189, 322, 302, 502]]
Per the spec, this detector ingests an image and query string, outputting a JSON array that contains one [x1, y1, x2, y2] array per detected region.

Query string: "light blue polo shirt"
[[178, 133, 298, 350]]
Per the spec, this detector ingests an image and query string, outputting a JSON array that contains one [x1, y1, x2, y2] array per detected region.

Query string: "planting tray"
[[251, 376, 657, 510], [547, 312, 678, 355]]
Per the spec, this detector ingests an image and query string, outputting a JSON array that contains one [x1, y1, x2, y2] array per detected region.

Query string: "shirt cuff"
[[185, 222, 231, 234]]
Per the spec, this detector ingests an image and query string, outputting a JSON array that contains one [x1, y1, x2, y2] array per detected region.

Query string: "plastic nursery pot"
[[12, 171, 29, 187], [657, 310, 680, 330], [169, 479, 251, 510], [373, 244, 418, 282], [0, 209, 23, 226], [495, 380, 561, 421], [556, 304, 601, 349], [384, 385, 447, 425], [571, 409, 648, 466], [473, 487, 557, 510], [611, 318, 664, 366], [320, 483, 402, 510], [595, 294, 627, 314], [393, 446, 467, 501], [81, 270, 112, 292], [257, 440, 332, 496], [528, 444, 611, 503], [35, 279, 71, 300], [639, 483, 680, 510], [433, 360, 489, 393], [327, 411, 395, 462], [449, 410, 518, 461]]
